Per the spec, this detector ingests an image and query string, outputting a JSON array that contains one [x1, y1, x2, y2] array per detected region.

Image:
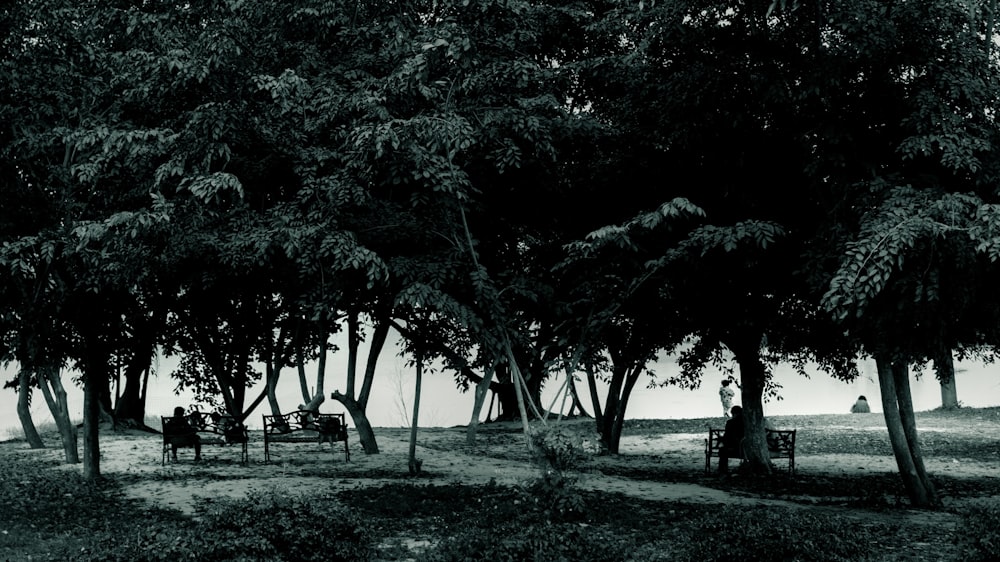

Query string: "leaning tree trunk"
[[585, 361, 604, 430], [265, 358, 282, 416], [566, 375, 590, 417], [725, 331, 771, 475], [332, 391, 379, 454], [38, 365, 78, 463], [466, 362, 498, 445], [16, 368, 44, 449], [875, 355, 939, 507], [331, 313, 392, 455]]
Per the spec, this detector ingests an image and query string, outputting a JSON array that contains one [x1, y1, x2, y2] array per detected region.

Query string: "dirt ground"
[[2, 411, 996, 527]]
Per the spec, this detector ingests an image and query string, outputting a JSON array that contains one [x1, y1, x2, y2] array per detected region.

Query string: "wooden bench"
[[704, 428, 796, 474], [262, 410, 350, 463], [161, 411, 249, 465]]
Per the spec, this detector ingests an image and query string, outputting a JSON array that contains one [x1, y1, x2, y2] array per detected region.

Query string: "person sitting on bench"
[[169, 406, 202, 461], [718, 405, 744, 473]]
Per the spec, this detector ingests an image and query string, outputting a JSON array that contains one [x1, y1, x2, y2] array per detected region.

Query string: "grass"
[[1, 408, 998, 561]]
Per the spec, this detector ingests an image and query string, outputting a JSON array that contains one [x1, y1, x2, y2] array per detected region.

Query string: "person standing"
[[719, 379, 737, 418]]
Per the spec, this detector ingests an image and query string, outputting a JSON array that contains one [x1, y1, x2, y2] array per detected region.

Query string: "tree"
[[805, 0, 1000, 505], [570, 0, 867, 470]]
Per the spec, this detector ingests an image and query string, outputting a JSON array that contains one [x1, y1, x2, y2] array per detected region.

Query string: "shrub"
[[662, 505, 886, 562], [417, 521, 631, 562], [200, 488, 374, 562], [520, 471, 587, 523], [957, 501, 1000, 560], [74, 488, 374, 562], [530, 426, 590, 474]]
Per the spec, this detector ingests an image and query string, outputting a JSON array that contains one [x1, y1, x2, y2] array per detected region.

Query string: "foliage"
[[529, 424, 594, 474], [957, 501, 1000, 561], [0, 457, 119, 534], [75, 489, 374, 562], [418, 521, 630, 562], [519, 471, 587, 523], [640, 505, 890, 562]]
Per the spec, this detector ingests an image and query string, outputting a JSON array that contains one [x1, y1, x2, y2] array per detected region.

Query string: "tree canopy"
[[2, 0, 1000, 506]]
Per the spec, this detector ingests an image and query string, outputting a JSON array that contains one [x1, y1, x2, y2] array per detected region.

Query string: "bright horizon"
[[3, 339, 999, 439]]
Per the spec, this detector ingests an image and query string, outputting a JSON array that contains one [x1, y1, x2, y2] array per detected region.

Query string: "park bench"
[[704, 427, 796, 474], [262, 410, 350, 463], [161, 411, 249, 465]]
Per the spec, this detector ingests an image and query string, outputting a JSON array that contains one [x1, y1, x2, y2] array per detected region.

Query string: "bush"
[[530, 426, 591, 474], [520, 472, 587, 523], [957, 501, 1000, 560], [75, 488, 375, 562], [418, 522, 632, 562], [658, 505, 886, 562]]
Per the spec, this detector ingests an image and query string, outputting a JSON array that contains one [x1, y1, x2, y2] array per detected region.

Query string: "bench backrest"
[[706, 428, 725, 452], [162, 412, 248, 442], [707, 428, 795, 455], [766, 429, 795, 455], [161, 415, 198, 436], [263, 410, 346, 436]]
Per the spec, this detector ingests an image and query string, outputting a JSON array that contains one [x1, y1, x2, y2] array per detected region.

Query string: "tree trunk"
[[265, 358, 282, 416], [466, 362, 498, 445], [725, 331, 771, 474], [314, 329, 328, 399], [16, 368, 44, 448], [345, 312, 360, 398], [935, 351, 958, 409], [112, 357, 148, 427], [408, 353, 423, 475], [585, 361, 604, 430], [566, 374, 590, 417], [608, 365, 642, 454], [296, 345, 311, 405], [506, 344, 536, 453], [331, 390, 379, 453], [358, 318, 389, 407], [113, 315, 159, 427], [494, 375, 518, 421], [875, 355, 939, 507], [38, 366, 78, 463], [82, 370, 101, 480], [599, 362, 626, 452], [894, 361, 938, 502]]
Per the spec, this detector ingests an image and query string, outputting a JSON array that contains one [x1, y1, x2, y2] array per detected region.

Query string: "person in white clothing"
[[719, 379, 737, 418]]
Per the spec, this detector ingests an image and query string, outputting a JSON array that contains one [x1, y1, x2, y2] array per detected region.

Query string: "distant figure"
[[718, 405, 744, 473], [167, 406, 202, 461], [851, 395, 871, 414], [719, 379, 736, 418]]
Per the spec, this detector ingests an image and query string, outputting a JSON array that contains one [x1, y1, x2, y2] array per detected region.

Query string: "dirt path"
[[2, 417, 996, 527]]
